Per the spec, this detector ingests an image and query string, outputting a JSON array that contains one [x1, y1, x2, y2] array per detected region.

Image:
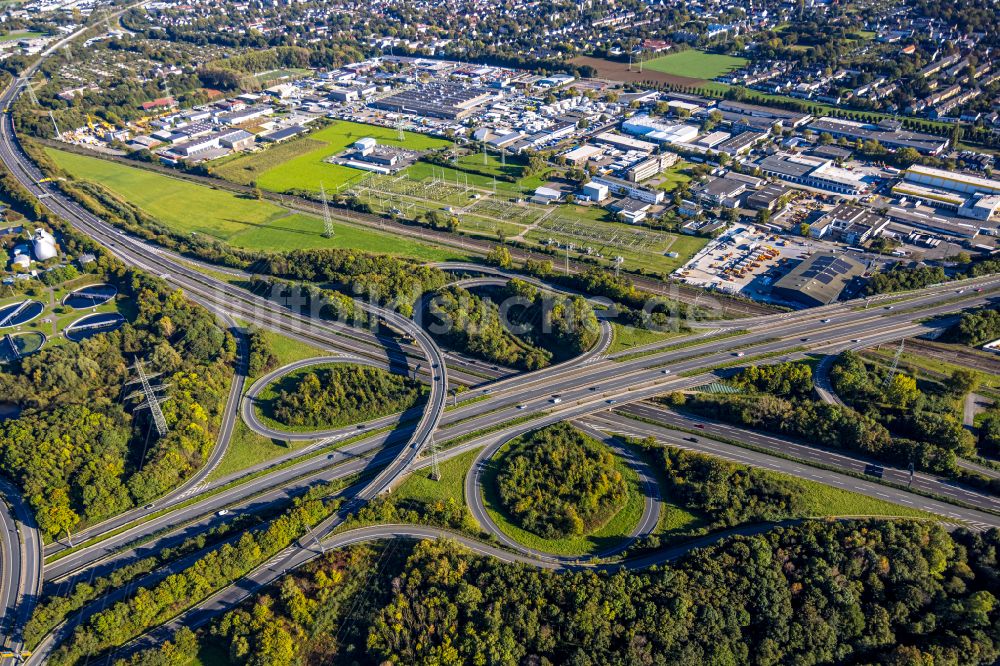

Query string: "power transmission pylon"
[[884, 338, 905, 387], [320, 182, 334, 238], [128, 360, 169, 437], [429, 438, 441, 481], [48, 111, 62, 140]]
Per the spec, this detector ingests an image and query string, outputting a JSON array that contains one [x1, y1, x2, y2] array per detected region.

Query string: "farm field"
[[47, 149, 468, 262], [231, 120, 452, 194], [642, 50, 748, 79]]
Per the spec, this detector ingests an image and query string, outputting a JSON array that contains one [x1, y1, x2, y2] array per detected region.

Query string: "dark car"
[[863, 464, 884, 479]]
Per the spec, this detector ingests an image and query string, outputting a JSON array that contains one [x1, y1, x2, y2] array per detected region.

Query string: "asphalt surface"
[[0, 478, 41, 663], [587, 408, 1000, 531]]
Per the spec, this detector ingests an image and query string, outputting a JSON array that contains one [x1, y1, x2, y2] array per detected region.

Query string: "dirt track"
[[570, 55, 708, 87]]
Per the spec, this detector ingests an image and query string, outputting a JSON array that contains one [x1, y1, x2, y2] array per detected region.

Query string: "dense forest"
[[667, 387, 966, 477], [423, 283, 600, 370], [726, 361, 814, 398], [268, 364, 425, 428], [495, 423, 628, 539], [126, 520, 1000, 665], [830, 351, 977, 457], [0, 266, 234, 539], [632, 437, 804, 532], [942, 306, 1000, 347]]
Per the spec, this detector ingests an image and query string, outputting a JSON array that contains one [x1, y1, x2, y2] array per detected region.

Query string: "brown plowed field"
[[570, 55, 708, 87]]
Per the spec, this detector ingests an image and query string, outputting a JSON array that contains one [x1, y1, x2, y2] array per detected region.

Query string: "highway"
[[0, 478, 40, 664], [1, 20, 1000, 663]]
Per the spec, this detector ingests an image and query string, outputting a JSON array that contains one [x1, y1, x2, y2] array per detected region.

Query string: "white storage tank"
[[32, 228, 58, 261]]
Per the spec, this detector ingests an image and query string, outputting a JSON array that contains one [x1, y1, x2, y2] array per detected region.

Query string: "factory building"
[[756, 153, 865, 195], [808, 117, 949, 155], [771, 252, 866, 307]]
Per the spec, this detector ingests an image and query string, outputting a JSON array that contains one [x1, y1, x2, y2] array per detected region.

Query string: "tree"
[[945, 369, 978, 396], [486, 245, 513, 268], [886, 374, 920, 408], [799, 222, 811, 236]]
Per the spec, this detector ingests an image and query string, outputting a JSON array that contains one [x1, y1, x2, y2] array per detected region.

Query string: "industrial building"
[[370, 83, 495, 119], [808, 203, 888, 245], [626, 153, 677, 182], [715, 130, 764, 156], [746, 183, 790, 211], [771, 252, 866, 307], [716, 100, 812, 128], [694, 176, 747, 206], [590, 175, 665, 204], [581, 182, 609, 202], [593, 132, 657, 153], [903, 165, 1000, 196], [756, 153, 866, 195], [620, 115, 699, 145], [807, 117, 949, 155], [896, 166, 1000, 222]]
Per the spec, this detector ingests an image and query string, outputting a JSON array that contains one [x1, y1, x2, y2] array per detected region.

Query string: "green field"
[[206, 420, 311, 482], [655, 160, 695, 192], [394, 448, 480, 511], [47, 149, 467, 262], [0, 30, 44, 42], [608, 323, 687, 355], [643, 50, 748, 80], [224, 120, 451, 194]]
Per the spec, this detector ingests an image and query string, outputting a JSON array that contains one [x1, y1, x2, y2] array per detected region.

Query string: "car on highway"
[[684, 436, 698, 443], [863, 464, 884, 479], [550, 397, 562, 404], [695, 424, 705, 429], [852, 338, 861, 343], [217, 509, 230, 516], [821, 318, 832, 323], [516, 404, 526, 409], [734, 351, 745, 357], [661, 369, 671, 374], [884, 305, 893, 310], [606, 399, 617, 405]]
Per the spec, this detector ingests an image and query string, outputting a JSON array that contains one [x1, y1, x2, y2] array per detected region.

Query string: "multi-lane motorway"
[[1, 22, 1000, 663]]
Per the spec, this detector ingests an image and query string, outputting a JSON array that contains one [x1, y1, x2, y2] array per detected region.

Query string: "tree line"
[[48, 481, 345, 666]]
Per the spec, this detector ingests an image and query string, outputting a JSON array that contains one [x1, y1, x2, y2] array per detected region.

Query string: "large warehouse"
[[771, 252, 866, 307], [369, 83, 495, 119]]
